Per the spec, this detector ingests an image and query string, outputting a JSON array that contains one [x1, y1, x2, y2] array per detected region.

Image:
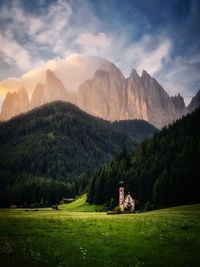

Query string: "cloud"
[[131, 37, 171, 75], [115, 35, 172, 77], [0, 78, 22, 98], [157, 54, 200, 104], [0, 0, 199, 106], [0, 32, 32, 70], [0, 0, 174, 80], [87, 32, 172, 79], [0, 54, 106, 101], [48, 54, 105, 91], [76, 32, 110, 48], [0, 0, 74, 73]]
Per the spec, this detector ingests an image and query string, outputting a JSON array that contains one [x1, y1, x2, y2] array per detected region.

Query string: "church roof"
[[119, 180, 124, 187], [124, 193, 134, 203]]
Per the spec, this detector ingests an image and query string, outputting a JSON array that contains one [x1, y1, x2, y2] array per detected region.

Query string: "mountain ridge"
[[1, 61, 199, 128]]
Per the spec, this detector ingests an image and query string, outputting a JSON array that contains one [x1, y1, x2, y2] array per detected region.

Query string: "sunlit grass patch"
[[59, 194, 104, 212]]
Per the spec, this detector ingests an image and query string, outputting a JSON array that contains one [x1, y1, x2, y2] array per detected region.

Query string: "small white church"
[[119, 181, 135, 212]]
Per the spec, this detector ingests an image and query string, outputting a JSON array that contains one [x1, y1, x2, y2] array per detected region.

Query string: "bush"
[[144, 201, 154, 211], [51, 205, 58, 210], [114, 206, 122, 213]]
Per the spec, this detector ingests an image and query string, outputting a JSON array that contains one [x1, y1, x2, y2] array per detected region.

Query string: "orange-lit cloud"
[[76, 33, 110, 48], [0, 78, 21, 98], [0, 54, 106, 103], [0, 0, 199, 105]]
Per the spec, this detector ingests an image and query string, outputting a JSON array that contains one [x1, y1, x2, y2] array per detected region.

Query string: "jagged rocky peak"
[[128, 68, 140, 84], [140, 70, 152, 91], [98, 61, 125, 81], [43, 69, 68, 103], [0, 87, 30, 121], [46, 69, 56, 80], [170, 93, 185, 110], [45, 69, 67, 88], [31, 83, 45, 108], [130, 68, 139, 78], [141, 69, 149, 76], [128, 69, 181, 128], [45, 69, 58, 84], [77, 64, 183, 128], [100, 60, 121, 72], [80, 61, 125, 90], [0, 58, 199, 128], [78, 61, 126, 121], [17, 87, 30, 109], [34, 82, 44, 91], [141, 70, 151, 79], [94, 69, 109, 79], [188, 89, 200, 112]]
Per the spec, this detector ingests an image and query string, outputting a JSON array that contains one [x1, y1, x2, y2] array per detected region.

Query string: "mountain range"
[[0, 60, 199, 128], [0, 101, 157, 207]]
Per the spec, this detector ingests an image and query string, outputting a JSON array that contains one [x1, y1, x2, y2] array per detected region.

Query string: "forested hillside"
[[88, 108, 200, 210], [0, 101, 156, 207], [111, 120, 157, 142]]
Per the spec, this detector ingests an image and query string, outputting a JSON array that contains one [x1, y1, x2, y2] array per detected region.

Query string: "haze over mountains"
[[0, 59, 199, 128]]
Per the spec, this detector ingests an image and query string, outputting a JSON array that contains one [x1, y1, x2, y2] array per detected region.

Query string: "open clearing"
[[0, 202, 200, 267]]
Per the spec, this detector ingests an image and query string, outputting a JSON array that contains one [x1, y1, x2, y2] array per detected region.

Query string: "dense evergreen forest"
[[88, 108, 200, 210], [111, 120, 157, 141], [0, 101, 156, 207]]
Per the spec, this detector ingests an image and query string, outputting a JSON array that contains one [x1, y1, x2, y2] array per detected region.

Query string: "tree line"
[[87, 108, 200, 210]]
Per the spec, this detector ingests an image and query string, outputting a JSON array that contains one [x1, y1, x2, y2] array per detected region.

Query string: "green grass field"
[[59, 194, 105, 212], [0, 200, 200, 267]]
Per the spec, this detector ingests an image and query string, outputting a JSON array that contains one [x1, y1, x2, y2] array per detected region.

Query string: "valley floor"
[[0, 204, 200, 267]]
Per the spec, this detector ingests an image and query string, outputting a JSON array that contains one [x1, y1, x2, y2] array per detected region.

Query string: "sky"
[[0, 0, 200, 104]]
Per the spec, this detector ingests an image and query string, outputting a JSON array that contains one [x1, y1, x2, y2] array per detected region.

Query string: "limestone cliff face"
[[129, 70, 188, 128], [42, 69, 68, 103], [30, 70, 70, 109], [170, 93, 187, 118], [0, 70, 70, 120], [77, 65, 185, 128], [1, 62, 199, 128], [170, 93, 185, 110], [78, 62, 126, 121], [30, 83, 45, 108], [0, 88, 30, 121], [188, 90, 200, 113]]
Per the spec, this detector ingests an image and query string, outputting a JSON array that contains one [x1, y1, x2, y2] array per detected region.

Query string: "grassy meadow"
[[59, 194, 105, 212], [0, 199, 200, 267]]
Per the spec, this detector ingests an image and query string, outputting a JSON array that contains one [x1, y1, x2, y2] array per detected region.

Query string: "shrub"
[[51, 205, 58, 210]]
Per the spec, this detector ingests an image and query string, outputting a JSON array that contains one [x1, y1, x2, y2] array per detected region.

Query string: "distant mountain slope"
[[1, 60, 200, 129], [188, 89, 200, 113], [88, 107, 200, 209], [0, 101, 156, 207], [0, 101, 132, 180], [111, 120, 158, 142], [77, 64, 184, 128], [0, 88, 30, 121]]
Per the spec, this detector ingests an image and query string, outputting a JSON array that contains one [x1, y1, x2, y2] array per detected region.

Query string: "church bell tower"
[[119, 181, 124, 212]]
